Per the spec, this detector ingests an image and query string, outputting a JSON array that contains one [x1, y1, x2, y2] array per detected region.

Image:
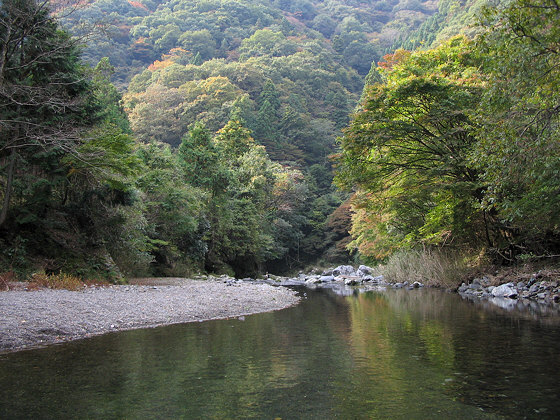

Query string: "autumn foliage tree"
[[336, 37, 486, 259]]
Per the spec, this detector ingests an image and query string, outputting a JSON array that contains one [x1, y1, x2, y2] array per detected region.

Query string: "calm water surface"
[[1, 288, 560, 419]]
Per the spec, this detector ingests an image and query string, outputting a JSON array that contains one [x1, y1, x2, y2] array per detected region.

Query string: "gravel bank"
[[0, 279, 299, 354]]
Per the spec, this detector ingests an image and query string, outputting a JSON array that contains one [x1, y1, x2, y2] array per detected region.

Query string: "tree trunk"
[[0, 148, 16, 227]]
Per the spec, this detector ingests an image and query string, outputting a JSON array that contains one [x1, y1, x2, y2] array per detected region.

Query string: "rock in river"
[[491, 283, 518, 299], [332, 265, 356, 277]]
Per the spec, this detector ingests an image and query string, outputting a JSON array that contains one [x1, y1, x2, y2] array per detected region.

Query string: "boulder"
[[491, 283, 518, 299], [319, 275, 335, 283], [306, 276, 322, 284], [412, 281, 423, 288], [357, 265, 373, 277], [332, 265, 356, 277]]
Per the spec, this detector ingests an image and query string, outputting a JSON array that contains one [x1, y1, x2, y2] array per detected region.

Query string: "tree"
[[472, 0, 560, 252], [0, 0, 97, 227], [179, 30, 217, 61], [91, 57, 131, 133], [178, 122, 218, 190], [336, 37, 486, 259], [135, 141, 206, 273]]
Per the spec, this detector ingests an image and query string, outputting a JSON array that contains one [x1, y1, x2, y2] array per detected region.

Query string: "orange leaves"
[[127, 1, 148, 12], [377, 49, 412, 71], [148, 59, 174, 71]]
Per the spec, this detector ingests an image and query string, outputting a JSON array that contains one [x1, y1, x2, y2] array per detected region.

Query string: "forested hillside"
[[337, 0, 560, 268], [1, 0, 558, 282]]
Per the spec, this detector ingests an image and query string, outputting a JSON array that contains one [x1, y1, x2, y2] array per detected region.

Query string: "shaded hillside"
[[393, 0, 487, 50]]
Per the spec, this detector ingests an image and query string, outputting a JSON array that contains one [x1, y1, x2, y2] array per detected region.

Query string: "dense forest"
[[1, 0, 558, 281]]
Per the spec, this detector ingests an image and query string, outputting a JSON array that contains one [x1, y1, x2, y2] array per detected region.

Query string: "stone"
[[491, 284, 518, 299], [332, 265, 356, 277], [345, 277, 361, 286], [319, 275, 335, 283], [480, 276, 491, 286], [412, 281, 423, 288], [529, 284, 540, 293], [357, 265, 373, 277], [458, 283, 468, 293], [372, 275, 385, 284]]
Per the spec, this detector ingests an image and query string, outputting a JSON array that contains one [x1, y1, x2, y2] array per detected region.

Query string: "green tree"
[[0, 0, 97, 228], [204, 120, 281, 275], [136, 142, 206, 274], [92, 58, 131, 133], [472, 0, 560, 253], [178, 122, 218, 190], [336, 37, 486, 259], [179, 30, 217, 61]]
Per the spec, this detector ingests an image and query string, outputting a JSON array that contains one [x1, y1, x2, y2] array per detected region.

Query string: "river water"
[[1, 287, 559, 419]]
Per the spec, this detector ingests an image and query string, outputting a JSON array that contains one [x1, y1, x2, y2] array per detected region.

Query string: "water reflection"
[[1, 288, 559, 419]]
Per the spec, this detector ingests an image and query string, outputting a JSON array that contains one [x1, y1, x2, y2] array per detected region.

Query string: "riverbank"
[[0, 278, 299, 354], [256, 264, 560, 312]]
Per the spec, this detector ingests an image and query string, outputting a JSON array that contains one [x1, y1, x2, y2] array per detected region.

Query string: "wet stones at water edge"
[[306, 265, 390, 287], [458, 275, 560, 305], [249, 265, 424, 295]]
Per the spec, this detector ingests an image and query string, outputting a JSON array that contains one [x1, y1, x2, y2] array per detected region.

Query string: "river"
[[1, 287, 559, 419]]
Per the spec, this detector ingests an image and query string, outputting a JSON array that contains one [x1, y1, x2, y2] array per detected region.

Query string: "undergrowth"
[[28, 272, 108, 291], [380, 249, 473, 288], [0, 271, 16, 291]]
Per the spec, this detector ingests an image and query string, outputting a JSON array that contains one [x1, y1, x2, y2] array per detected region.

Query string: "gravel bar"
[[0, 279, 299, 354]]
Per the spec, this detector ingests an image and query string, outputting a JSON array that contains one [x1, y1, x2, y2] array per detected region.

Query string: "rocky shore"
[[254, 264, 424, 296], [0, 278, 299, 354], [252, 264, 560, 312], [457, 271, 560, 308]]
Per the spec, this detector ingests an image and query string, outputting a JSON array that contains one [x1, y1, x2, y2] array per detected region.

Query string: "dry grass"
[[0, 271, 17, 291], [380, 249, 471, 288], [28, 272, 108, 291]]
